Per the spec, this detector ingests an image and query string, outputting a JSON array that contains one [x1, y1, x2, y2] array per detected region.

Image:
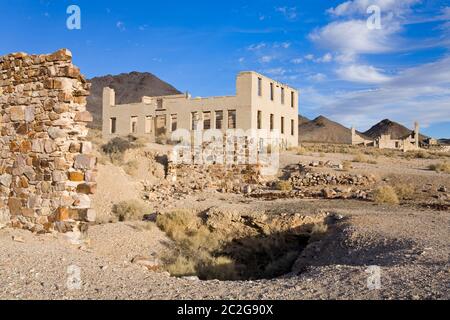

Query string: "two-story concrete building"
[[102, 71, 299, 148]]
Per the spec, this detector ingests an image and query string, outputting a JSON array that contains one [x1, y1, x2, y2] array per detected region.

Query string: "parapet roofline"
[[238, 71, 298, 92]]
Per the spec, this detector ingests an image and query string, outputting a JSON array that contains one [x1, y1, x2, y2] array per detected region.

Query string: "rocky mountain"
[[86, 72, 181, 128], [298, 115, 368, 144], [439, 139, 450, 145], [363, 119, 427, 141]]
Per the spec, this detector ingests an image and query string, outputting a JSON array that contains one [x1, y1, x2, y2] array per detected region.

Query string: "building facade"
[[102, 71, 299, 149]]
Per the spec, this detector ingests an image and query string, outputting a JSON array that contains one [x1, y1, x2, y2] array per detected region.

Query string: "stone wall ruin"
[[0, 49, 96, 233]]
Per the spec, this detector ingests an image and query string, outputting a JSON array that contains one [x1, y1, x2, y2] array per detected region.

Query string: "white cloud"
[[275, 6, 298, 21], [336, 64, 390, 83], [265, 68, 287, 76], [139, 25, 148, 31], [292, 58, 303, 64], [247, 43, 266, 51], [310, 19, 400, 57], [238, 57, 245, 63], [327, 0, 420, 17], [300, 57, 450, 132], [116, 21, 126, 31], [259, 55, 274, 63], [315, 53, 333, 63], [304, 54, 315, 60], [308, 73, 327, 82]]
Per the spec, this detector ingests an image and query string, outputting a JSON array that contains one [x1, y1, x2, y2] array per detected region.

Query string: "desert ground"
[[0, 134, 448, 300]]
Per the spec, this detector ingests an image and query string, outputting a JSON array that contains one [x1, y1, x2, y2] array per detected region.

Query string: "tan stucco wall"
[[102, 71, 299, 148]]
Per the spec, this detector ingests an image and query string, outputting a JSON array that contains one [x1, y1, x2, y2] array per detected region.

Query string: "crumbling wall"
[[0, 49, 96, 233]]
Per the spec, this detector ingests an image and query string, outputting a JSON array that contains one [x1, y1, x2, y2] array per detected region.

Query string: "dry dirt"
[[0, 144, 449, 300]]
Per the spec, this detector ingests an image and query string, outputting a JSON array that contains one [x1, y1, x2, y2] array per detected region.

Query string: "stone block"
[[69, 172, 84, 182], [10, 106, 25, 121], [74, 154, 96, 170]]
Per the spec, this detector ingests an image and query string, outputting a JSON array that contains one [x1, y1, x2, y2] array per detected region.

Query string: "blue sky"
[[1, 0, 450, 137]]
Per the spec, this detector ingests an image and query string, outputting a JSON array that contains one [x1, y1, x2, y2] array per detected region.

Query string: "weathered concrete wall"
[[0, 49, 96, 233]]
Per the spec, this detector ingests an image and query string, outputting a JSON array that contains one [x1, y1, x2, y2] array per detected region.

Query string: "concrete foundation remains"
[[0, 49, 96, 232]]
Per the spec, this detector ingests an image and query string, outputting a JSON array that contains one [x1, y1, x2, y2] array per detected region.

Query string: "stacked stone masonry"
[[0, 49, 96, 233]]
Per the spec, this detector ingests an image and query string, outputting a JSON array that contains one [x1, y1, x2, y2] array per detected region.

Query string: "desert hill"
[[86, 72, 181, 128], [298, 115, 368, 144], [363, 119, 427, 141]]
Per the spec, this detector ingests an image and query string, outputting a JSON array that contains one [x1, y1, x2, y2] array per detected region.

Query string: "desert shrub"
[[102, 137, 134, 155], [342, 160, 352, 171], [412, 150, 431, 159], [101, 136, 146, 164], [428, 162, 450, 174], [352, 153, 368, 163], [373, 186, 399, 205], [275, 180, 293, 192], [393, 183, 415, 200], [294, 146, 307, 155], [112, 200, 148, 222], [352, 152, 378, 164], [308, 223, 329, 242]]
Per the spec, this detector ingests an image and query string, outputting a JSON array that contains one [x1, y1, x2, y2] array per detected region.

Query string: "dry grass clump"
[[112, 200, 148, 222], [293, 146, 308, 155], [342, 160, 352, 171], [392, 183, 415, 200], [156, 210, 237, 280], [428, 162, 450, 174], [373, 186, 400, 205], [86, 128, 104, 146], [352, 152, 378, 164], [123, 160, 139, 176], [275, 180, 293, 192], [301, 143, 356, 154]]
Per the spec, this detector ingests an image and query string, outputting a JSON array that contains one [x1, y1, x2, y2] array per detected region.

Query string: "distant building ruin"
[[102, 72, 299, 149], [352, 122, 421, 152]]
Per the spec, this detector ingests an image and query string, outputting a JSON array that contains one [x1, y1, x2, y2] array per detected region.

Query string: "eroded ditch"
[[156, 207, 334, 281]]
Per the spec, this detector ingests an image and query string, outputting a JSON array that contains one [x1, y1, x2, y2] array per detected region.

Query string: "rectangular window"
[[291, 91, 295, 108], [228, 110, 237, 129], [203, 112, 211, 130], [145, 116, 152, 134], [258, 77, 262, 97], [281, 87, 285, 104], [281, 117, 285, 134], [157, 99, 163, 109], [130, 116, 138, 134], [291, 119, 294, 136], [257, 111, 262, 130], [171, 114, 177, 132], [191, 112, 199, 130], [110, 117, 117, 134], [215, 111, 223, 129], [270, 114, 274, 131], [270, 83, 274, 101]]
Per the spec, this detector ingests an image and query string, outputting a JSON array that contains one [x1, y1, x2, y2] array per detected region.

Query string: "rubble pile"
[[143, 163, 266, 201]]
